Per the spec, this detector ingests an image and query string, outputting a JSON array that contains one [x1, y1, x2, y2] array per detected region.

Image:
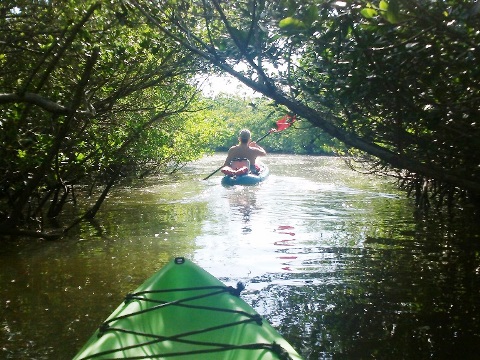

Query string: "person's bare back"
[[223, 129, 266, 169]]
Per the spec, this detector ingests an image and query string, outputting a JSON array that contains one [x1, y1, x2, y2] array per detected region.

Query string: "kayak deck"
[[221, 163, 269, 186], [73, 257, 302, 359]]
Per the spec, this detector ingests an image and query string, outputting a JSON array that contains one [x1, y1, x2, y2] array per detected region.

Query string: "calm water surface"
[[1, 154, 479, 359]]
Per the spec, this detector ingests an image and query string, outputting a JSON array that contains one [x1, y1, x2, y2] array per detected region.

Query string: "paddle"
[[203, 114, 296, 180]]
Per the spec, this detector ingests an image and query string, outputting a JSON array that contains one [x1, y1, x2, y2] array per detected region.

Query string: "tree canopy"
[[0, 1, 221, 238], [127, 0, 480, 209]]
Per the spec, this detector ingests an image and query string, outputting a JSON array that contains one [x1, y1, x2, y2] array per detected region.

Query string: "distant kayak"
[[73, 257, 302, 360], [221, 162, 269, 186]]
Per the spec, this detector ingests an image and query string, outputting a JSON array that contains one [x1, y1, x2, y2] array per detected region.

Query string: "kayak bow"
[[73, 257, 302, 360]]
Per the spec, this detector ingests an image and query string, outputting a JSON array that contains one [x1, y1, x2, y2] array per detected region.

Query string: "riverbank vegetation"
[[0, 1, 222, 238], [1, 0, 479, 239], [204, 95, 342, 154]]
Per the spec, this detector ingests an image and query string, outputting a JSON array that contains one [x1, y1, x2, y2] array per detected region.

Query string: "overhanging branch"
[[0, 92, 93, 116]]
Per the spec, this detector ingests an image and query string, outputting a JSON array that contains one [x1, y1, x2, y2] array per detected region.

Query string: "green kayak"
[[73, 257, 302, 359]]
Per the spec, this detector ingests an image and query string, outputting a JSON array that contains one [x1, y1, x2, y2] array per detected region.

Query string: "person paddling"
[[223, 129, 266, 174]]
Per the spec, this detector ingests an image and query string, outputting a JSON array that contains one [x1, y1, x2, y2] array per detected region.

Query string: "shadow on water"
[[244, 210, 480, 359], [1, 154, 479, 359]]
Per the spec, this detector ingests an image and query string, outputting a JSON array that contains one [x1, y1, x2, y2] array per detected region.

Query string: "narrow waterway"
[[1, 154, 479, 359]]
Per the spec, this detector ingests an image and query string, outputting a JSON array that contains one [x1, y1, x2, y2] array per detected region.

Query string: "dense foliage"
[[2, 0, 479, 239], [0, 1, 221, 237], [205, 94, 341, 154], [128, 0, 480, 210]]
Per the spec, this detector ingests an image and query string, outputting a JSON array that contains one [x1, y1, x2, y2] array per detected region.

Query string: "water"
[[1, 154, 479, 359]]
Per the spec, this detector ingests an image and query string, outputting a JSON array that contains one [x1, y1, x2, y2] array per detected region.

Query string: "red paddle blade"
[[271, 114, 296, 132]]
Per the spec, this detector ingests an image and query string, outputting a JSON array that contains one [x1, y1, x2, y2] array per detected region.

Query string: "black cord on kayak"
[[107, 288, 228, 327], [81, 337, 293, 360], [272, 341, 294, 360], [87, 317, 273, 359], [128, 282, 245, 299], [80, 284, 296, 360], [125, 285, 226, 301], [103, 286, 258, 331]]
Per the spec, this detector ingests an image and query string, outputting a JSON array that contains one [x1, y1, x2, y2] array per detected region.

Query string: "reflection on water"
[[1, 154, 479, 359]]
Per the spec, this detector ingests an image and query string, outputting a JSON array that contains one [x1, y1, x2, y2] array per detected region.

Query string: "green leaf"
[[386, 0, 400, 24], [360, 8, 378, 19], [304, 5, 318, 26], [379, 0, 389, 11], [385, 11, 399, 24], [279, 17, 306, 31]]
